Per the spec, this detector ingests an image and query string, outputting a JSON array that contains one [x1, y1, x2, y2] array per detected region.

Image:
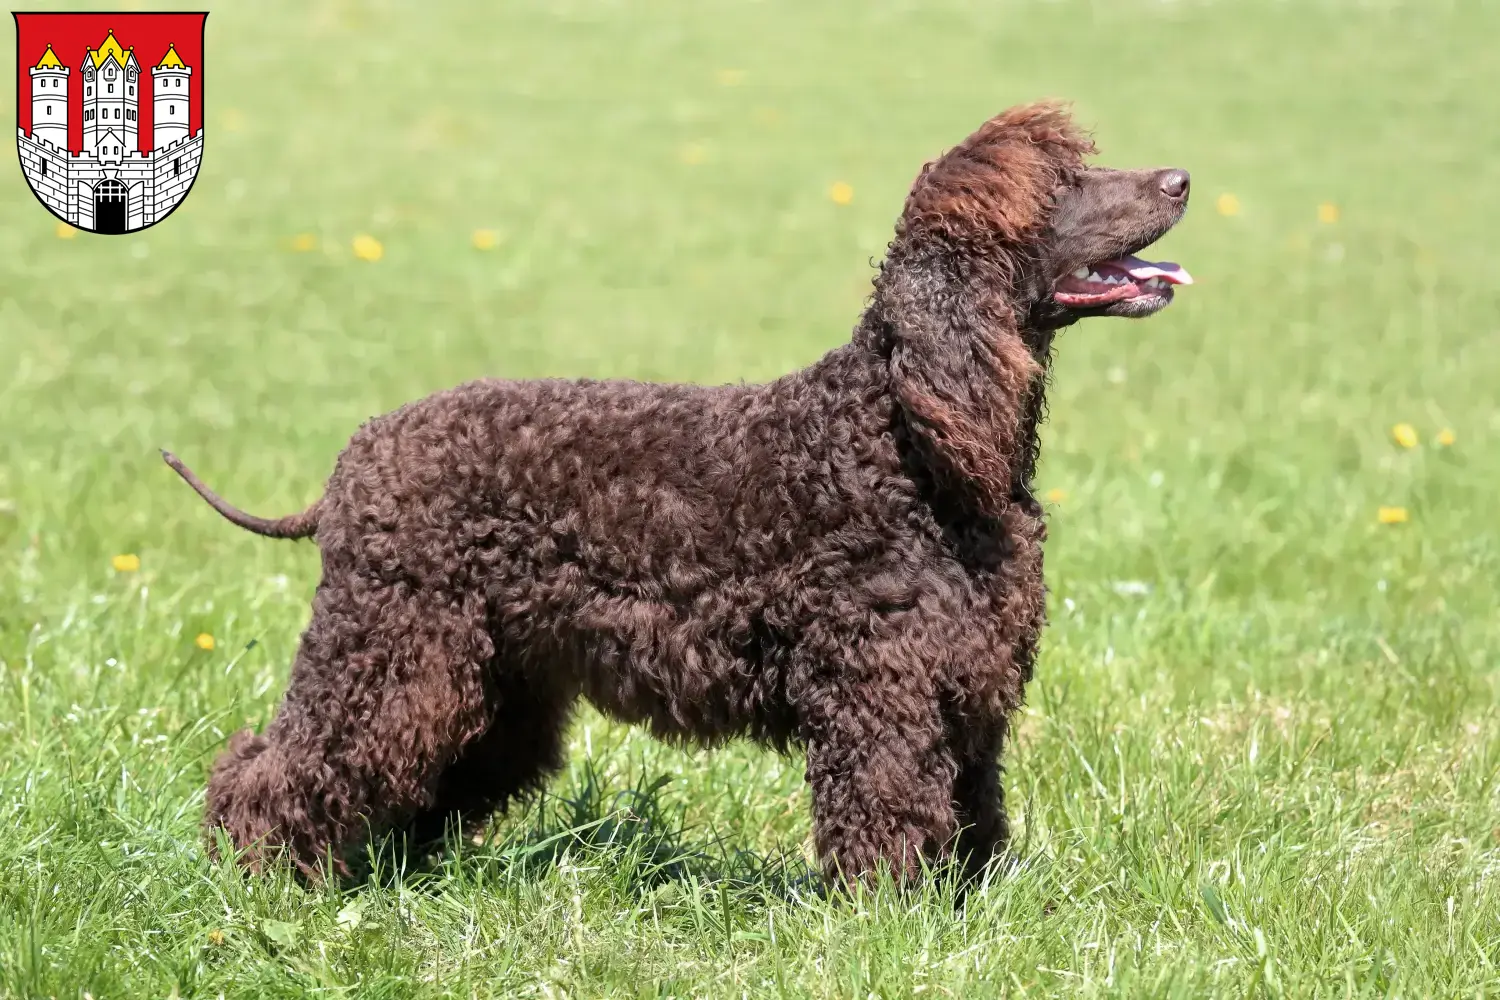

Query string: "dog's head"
[[897, 102, 1192, 331], [1031, 165, 1192, 325], [879, 103, 1192, 514]]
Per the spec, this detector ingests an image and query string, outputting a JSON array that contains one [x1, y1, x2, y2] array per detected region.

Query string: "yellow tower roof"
[[86, 30, 133, 69], [157, 44, 185, 69], [34, 44, 63, 69]]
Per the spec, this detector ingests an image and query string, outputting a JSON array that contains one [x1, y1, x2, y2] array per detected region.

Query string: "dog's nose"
[[1158, 169, 1190, 201]]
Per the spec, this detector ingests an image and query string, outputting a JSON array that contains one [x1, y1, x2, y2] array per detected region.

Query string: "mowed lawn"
[[2, 0, 1499, 996]]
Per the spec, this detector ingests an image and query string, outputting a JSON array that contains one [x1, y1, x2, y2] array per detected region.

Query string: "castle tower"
[[81, 31, 140, 157], [28, 45, 69, 149], [151, 45, 191, 150]]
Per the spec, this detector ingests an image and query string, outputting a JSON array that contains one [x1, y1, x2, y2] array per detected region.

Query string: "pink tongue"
[[1118, 254, 1193, 286]]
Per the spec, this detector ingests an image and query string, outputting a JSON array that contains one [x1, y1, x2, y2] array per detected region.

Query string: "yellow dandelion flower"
[[678, 143, 707, 166], [1317, 202, 1340, 224], [195, 633, 216, 651], [716, 68, 745, 87], [829, 181, 854, 206], [1215, 193, 1240, 217], [1045, 487, 1068, 504], [111, 553, 140, 573], [752, 107, 781, 126], [1377, 506, 1409, 525], [207, 929, 225, 946], [471, 228, 498, 250], [1436, 428, 1455, 447], [1391, 423, 1419, 449], [55, 220, 77, 240], [290, 233, 317, 252], [351, 234, 384, 262], [223, 108, 245, 132]]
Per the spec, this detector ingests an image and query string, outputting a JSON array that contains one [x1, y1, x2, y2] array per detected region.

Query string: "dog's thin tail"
[[161, 450, 321, 540]]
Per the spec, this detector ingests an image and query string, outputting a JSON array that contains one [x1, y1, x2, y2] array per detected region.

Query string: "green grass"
[[2, 0, 1499, 995]]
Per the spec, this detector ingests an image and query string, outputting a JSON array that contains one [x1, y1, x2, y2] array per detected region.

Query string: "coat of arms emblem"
[[13, 11, 207, 234]]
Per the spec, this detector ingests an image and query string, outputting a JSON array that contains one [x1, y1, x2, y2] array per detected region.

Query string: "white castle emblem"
[[17, 31, 203, 234]]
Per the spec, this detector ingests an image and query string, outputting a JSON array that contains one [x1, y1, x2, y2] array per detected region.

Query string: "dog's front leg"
[[797, 649, 956, 887], [950, 720, 1009, 883]]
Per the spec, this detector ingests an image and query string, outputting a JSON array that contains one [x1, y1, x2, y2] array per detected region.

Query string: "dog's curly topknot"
[[899, 101, 1094, 246], [185, 103, 1088, 886]]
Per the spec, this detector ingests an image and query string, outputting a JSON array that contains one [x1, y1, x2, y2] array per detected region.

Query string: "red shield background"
[[14, 12, 206, 156]]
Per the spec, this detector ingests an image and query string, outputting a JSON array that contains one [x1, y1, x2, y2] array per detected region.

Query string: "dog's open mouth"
[[1053, 254, 1193, 311]]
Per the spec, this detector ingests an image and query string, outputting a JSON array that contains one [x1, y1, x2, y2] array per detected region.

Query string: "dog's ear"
[[882, 262, 1042, 514], [877, 103, 1088, 512]]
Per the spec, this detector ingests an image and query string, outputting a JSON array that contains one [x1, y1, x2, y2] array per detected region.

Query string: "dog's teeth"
[[1105, 275, 1122, 285], [1072, 267, 1090, 279], [1088, 271, 1103, 282]]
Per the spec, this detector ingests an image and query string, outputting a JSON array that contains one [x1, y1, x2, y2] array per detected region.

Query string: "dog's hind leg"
[[205, 575, 494, 878], [400, 668, 576, 853]]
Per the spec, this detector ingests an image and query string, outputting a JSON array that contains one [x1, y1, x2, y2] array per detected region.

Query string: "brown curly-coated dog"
[[165, 102, 1192, 885]]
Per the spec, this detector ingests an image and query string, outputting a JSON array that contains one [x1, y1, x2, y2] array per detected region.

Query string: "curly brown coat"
[[167, 102, 1191, 885]]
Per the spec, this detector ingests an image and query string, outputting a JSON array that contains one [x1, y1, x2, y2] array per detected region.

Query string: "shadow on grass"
[[354, 760, 825, 906]]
